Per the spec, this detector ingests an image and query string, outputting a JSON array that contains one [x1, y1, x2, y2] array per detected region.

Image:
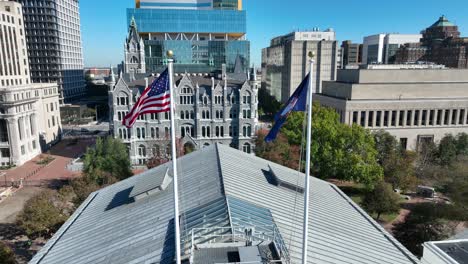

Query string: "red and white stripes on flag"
[[122, 68, 171, 128]]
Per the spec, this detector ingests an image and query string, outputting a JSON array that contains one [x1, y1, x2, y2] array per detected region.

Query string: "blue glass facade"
[[127, 8, 246, 34], [128, 7, 250, 73]]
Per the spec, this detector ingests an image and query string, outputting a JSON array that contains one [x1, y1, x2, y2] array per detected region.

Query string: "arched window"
[[243, 124, 252, 137], [202, 127, 206, 137], [243, 91, 252, 104], [203, 97, 208, 105], [216, 126, 220, 137], [181, 111, 185, 119], [202, 111, 206, 119], [136, 128, 141, 139], [190, 111, 195, 119], [151, 127, 155, 138], [156, 127, 160, 138], [130, 56, 139, 63], [207, 127, 211, 137], [185, 111, 190, 120], [123, 129, 127, 139], [181, 127, 186, 137], [142, 128, 146, 138], [119, 129, 123, 139]]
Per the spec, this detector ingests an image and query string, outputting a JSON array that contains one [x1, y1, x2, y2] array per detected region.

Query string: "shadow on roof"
[[105, 187, 135, 211]]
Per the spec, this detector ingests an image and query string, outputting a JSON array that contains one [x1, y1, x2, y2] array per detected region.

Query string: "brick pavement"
[[0, 138, 95, 184]]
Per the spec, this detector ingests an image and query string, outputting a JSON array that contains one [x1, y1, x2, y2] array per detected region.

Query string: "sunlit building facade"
[[126, 0, 249, 74]]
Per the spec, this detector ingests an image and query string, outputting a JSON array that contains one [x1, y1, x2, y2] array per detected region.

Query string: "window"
[[414, 110, 420, 126], [436, 110, 442, 125], [376, 111, 382, 126], [444, 110, 450, 125], [406, 111, 412, 126], [352, 111, 358, 124], [243, 125, 252, 137], [459, 109, 465, 125], [360, 112, 366, 127], [421, 110, 427, 126], [383, 111, 389, 127], [452, 109, 457, 125], [243, 143, 251, 154], [429, 110, 435, 126], [138, 145, 146, 157], [400, 138, 408, 150], [398, 111, 404, 126], [137, 128, 141, 139]]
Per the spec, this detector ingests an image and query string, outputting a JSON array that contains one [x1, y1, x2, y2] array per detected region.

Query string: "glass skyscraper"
[[127, 0, 249, 73]]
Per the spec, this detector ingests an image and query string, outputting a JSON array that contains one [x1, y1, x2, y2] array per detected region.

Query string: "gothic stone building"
[[108, 71, 258, 165]]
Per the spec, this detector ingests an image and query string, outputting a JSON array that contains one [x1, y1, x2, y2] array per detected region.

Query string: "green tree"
[[258, 88, 282, 117], [438, 134, 458, 166], [373, 130, 418, 190], [361, 181, 400, 221], [16, 190, 70, 238], [393, 203, 456, 257], [255, 130, 301, 170], [83, 137, 132, 184], [280, 104, 383, 186], [0, 242, 16, 264]]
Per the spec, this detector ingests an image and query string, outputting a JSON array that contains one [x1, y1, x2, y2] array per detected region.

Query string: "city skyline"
[[81, 0, 468, 68]]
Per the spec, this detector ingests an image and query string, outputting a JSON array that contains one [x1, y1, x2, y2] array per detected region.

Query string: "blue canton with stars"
[[147, 69, 170, 97]]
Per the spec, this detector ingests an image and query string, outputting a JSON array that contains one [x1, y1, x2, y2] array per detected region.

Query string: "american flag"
[[122, 69, 171, 128]]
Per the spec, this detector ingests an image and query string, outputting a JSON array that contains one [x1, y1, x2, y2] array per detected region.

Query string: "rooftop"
[[430, 16, 456, 28], [423, 239, 468, 264], [30, 144, 418, 264]]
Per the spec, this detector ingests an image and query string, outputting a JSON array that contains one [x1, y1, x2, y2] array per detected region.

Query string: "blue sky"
[[81, 0, 468, 67]]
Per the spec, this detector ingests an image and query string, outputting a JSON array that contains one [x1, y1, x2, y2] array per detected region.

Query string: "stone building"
[[315, 66, 468, 151], [123, 17, 146, 74], [396, 16, 468, 69], [262, 29, 338, 103], [108, 68, 258, 165], [14, 0, 86, 103], [0, 0, 61, 166]]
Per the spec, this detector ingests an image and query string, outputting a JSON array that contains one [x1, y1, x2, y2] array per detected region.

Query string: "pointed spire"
[[110, 65, 115, 83], [130, 15, 137, 30]]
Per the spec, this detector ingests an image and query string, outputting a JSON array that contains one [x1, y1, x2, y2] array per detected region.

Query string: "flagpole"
[[167, 50, 182, 264], [302, 51, 315, 264]]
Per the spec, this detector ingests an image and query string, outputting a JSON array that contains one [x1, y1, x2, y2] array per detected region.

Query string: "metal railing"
[[186, 226, 290, 264]]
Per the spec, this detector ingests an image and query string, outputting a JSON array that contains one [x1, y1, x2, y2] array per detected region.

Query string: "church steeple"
[[124, 15, 146, 74]]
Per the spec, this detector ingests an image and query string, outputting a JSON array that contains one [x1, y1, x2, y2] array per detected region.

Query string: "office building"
[[14, 0, 86, 103], [0, 0, 61, 166], [126, 0, 249, 74], [261, 29, 339, 102], [31, 144, 419, 264], [315, 66, 468, 151], [396, 16, 468, 68], [362, 33, 422, 64], [341, 40, 362, 67], [109, 65, 258, 166]]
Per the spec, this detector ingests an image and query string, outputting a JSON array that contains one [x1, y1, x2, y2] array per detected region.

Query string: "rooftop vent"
[[130, 168, 173, 201], [264, 165, 304, 194]]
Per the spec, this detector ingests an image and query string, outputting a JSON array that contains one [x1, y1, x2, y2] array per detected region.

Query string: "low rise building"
[[315, 66, 468, 150], [30, 144, 419, 264], [108, 66, 258, 165], [0, 0, 61, 166]]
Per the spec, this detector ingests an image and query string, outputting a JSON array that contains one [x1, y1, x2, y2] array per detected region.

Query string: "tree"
[[455, 133, 468, 156], [280, 104, 383, 186], [16, 190, 70, 238], [0, 242, 15, 264], [393, 203, 456, 257], [255, 130, 301, 170], [437, 134, 458, 166], [373, 130, 418, 191], [83, 137, 133, 184], [361, 181, 400, 221]]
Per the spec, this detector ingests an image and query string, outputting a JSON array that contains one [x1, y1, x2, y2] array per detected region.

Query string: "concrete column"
[[396, 110, 401, 127], [417, 110, 423, 126], [357, 111, 361, 125], [410, 110, 415, 126], [441, 110, 446, 126], [448, 109, 453, 125], [388, 111, 393, 127], [433, 110, 438, 126], [425, 110, 430, 126], [455, 109, 461, 125], [463, 108, 468, 125], [403, 110, 408, 127], [372, 111, 377, 127], [379, 111, 384, 127], [345, 111, 351, 125], [7, 117, 20, 165], [364, 111, 369, 128]]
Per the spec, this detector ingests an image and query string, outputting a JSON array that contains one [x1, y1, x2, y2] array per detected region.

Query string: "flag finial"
[[308, 51, 315, 59], [166, 50, 174, 59]]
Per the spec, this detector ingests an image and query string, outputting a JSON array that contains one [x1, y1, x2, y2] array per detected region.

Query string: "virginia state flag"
[[265, 74, 310, 142]]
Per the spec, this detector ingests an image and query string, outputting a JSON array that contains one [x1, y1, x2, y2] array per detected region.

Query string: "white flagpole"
[[167, 50, 182, 264], [302, 51, 315, 264]]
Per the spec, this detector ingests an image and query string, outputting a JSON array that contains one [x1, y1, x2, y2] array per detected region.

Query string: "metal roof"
[[30, 144, 419, 264]]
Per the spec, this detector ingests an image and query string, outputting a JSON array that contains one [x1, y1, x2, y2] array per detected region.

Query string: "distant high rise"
[[396, 16, 468, 69], [261, 29, 339, 102], [14, 0, 86, 103], [362, 34, 422, 64], [0, 0, 61, 166], [341, 40, 362, 67], [126, 0, 249, 74]]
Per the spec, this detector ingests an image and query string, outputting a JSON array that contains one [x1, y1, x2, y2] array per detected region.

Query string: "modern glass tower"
[[127, 0, 249, 73]]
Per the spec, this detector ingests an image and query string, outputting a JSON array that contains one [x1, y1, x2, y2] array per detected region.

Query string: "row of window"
[[351, 108, 468, 128]]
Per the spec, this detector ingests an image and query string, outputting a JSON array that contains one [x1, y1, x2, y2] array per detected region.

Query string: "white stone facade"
[[0, 0, 61, 166], [108, 72, 258, 165], [315, 68, 468, 151]]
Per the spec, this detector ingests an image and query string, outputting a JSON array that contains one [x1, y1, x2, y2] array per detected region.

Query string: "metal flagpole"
[[302, 51, 315, 264], [167, 50, 182, 264]]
